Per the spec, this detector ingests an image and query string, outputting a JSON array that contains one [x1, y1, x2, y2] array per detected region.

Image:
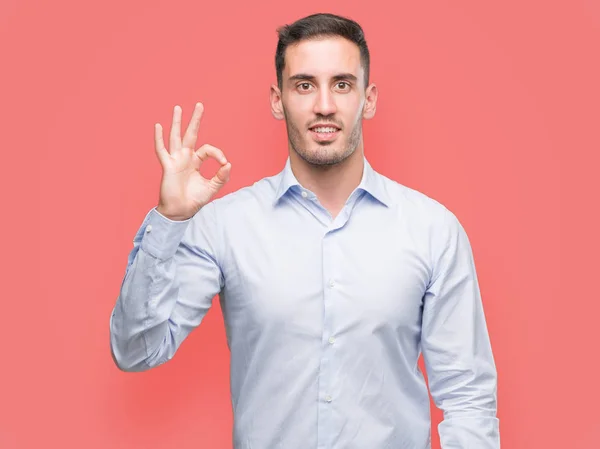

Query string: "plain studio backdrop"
[[1, 0, 598, 448]]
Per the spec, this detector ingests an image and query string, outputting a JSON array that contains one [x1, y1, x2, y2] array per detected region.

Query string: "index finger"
[[195, 144, 227, 165], [154, 123, 169, 165]]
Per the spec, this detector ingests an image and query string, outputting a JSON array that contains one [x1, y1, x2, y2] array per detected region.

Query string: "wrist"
[[155, 206, 191, 222]]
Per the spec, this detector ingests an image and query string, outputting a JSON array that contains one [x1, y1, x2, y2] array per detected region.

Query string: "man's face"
[[271, 37, 377, 166]]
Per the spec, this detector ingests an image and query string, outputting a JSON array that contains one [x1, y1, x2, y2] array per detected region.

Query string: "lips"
[[309, 127, 340, 142], [309, 124, 341, 132]]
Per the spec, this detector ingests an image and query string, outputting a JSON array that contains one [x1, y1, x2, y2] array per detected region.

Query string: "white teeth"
[[313, 127, 338, 133]]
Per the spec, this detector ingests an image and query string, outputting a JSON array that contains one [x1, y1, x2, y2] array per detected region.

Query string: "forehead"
[[284, 37, 362, 80]]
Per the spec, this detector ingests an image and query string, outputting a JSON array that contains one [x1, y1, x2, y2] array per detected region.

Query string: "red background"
[[2, 0, 599, 448]]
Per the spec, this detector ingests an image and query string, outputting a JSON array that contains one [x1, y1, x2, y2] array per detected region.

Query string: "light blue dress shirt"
[[110, 155, 500, 448]]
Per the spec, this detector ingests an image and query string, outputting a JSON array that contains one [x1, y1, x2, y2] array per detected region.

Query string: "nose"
[[313, 88, 337, 116]]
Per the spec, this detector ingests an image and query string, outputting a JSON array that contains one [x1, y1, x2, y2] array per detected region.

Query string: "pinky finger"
[[154, 123, 170, 165]]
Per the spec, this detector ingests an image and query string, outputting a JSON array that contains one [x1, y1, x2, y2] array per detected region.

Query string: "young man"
[[110, 12, 500, 449]]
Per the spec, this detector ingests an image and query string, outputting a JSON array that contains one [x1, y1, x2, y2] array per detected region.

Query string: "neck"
[[289, 146, 365, 215]]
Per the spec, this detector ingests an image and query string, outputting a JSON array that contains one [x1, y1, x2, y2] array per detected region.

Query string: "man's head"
[[270, 13, 378, 167]]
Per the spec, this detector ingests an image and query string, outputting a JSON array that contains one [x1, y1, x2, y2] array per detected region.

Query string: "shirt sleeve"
[[109, 203, 224, 372], [421, 208, 500, 448]]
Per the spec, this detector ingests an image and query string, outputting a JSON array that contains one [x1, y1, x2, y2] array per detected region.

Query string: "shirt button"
[[145, 225, 152, 233], [301, 191, 308, 198], [328, 336, 336, 344], [328, 279, 336, 288], [325, 395, 333, 402]]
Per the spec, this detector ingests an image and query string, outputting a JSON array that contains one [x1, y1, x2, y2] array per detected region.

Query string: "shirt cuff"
[[140, 207, 192, 260]]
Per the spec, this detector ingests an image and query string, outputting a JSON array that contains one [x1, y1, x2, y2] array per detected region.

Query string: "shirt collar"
[[273, 155, 391, 207]]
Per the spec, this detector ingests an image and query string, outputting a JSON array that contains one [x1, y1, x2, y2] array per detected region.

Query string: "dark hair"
[[275, 13, 370, 90]]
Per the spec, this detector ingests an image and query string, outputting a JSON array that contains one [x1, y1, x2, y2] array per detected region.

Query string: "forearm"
[[110, 249, 179, 371], [110, 208, 191, 371], [434, 363, 500, 448]]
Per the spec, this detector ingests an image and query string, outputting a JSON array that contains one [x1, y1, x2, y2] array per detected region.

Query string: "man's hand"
[[154, 103, 231, 221]]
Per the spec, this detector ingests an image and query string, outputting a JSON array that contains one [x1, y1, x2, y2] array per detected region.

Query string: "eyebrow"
[[288, 73, 358, 83]]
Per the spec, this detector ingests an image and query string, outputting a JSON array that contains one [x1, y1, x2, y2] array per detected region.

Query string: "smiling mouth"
[[309, 128, 340, 142], [309, 125, 340, 132], [308, 125, 341, 142]]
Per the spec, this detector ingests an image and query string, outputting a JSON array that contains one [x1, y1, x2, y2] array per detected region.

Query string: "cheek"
[[290, 97, 313, 115], [338, 97, 363, 122], [285, 100, 311, 127]]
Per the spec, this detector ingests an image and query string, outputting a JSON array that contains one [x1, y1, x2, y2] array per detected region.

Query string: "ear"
[[362, 83, 378, 120], [270, 84, 285, 120]]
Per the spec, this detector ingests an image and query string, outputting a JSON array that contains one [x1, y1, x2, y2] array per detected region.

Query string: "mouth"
[[308, 125, 341, 142]]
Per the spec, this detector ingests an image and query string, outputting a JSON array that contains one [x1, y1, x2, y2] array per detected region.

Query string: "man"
[[110, 12, 500, 449]]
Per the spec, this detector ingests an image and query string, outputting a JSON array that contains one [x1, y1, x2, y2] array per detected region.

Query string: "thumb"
[[210, 162, 231, 187]]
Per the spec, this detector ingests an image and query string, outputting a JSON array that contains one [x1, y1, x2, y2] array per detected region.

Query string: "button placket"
[[317, 231, 336, 447]]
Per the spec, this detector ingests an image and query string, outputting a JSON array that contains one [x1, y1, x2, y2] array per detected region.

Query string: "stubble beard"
[[283, 108, 362, 167]]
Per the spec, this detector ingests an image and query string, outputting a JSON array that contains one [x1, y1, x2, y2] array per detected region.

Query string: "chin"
[[297, 145, 353, 166]]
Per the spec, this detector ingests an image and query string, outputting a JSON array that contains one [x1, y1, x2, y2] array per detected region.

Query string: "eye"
[[336, 81, 350, 90], [298, 83, 312, 91]]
